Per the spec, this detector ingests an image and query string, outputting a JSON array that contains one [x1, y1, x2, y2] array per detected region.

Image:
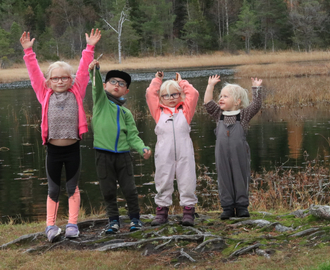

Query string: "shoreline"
[[2, 50, 330, 84]]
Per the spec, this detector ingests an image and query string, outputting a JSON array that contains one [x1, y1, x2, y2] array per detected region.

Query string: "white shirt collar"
[[222, 109, 241, 116]]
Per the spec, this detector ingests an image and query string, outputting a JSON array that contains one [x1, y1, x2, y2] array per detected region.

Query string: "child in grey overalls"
[[204, 75, 262, 219]]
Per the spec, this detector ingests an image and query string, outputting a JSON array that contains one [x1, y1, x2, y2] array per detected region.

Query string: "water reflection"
[[0, 69, 330, 222]]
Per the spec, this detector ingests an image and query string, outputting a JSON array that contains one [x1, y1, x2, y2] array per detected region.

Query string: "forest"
[[0, 0, 330, 67]]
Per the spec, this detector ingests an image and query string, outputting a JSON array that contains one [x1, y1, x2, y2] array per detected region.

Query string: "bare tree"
[[102, 6, 129, 64]]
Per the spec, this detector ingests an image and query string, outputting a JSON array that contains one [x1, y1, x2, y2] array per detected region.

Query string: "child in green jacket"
[[89, 59, 151, 234]]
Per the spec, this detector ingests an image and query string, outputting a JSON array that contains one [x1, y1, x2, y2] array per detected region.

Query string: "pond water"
[[1, 68, 330, 223]]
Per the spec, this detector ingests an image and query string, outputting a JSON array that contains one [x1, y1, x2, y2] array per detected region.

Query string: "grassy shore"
[[2, 50, 330, 84]]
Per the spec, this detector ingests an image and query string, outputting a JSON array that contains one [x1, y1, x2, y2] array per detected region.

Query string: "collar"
[[105, 91, 126, 106], [222, 109, 241, 116]]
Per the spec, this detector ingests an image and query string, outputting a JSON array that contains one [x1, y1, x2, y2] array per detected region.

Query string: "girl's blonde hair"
[[159, 80, 186, 101], [45, 61, 74, 87], [219, 83, 249, 109]]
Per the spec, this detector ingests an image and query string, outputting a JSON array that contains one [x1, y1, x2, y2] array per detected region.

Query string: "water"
[[1, 67, 330, 223]]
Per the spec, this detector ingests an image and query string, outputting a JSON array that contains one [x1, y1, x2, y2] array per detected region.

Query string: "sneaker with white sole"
[[45, 225, 62, 243], [65, 223, 80, 238], [105, 220, 120, 234], [130, 218, 143, 232]]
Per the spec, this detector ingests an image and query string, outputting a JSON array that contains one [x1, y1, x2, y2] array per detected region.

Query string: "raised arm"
[[20, 32, 48, 103], [242, 77, 263, 122], [178, 73, 199, 125], [204, 75, 221, 104], [146, 72, 163, 123], [74, 29, 101, 98]]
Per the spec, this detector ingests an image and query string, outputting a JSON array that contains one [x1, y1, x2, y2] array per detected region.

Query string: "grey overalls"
[[215, 113, 250, 209], [154, 109, 198, 207]]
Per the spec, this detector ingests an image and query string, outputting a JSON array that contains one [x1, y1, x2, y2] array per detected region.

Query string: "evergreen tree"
[[181, 0, 213, 54], [255, 0, 290, 51], [289, 0, 328, 51], [0, 27, 14, 68], [234, 0, 258, 53]]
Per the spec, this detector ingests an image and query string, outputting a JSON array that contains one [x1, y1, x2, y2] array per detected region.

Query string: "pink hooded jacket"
[[146, 77, 199, 124], [23, 45, 95, 144]]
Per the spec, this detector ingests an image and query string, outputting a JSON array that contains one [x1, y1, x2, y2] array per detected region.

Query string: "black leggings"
[[46, 141, 81, 202]]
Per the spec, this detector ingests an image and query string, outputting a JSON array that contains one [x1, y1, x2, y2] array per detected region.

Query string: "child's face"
[[103, 77, 129, 98], [160, 86, 182, 108], [49, 68, 72, 93], [219, 88, 240, 111]]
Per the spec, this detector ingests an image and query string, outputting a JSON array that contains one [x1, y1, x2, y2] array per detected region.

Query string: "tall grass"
[[2, 50, 330, 83]]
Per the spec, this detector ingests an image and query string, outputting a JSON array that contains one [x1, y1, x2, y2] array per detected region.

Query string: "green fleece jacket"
[[89, 69, 149, 156]]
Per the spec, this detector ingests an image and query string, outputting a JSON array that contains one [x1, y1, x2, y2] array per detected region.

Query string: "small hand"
[[143, 149, 152, 160], [156, 71, 164, 79], [20, 32, 35, 49], [176, 72, 182, 83], [89, 60, 100, 70], [208, 75, 221, 86], [86, 28, 101, 46], [251, 77, 262, 87]]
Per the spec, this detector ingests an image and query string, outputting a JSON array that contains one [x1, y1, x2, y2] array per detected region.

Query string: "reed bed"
[[2, 50, 330, 83], [195, 160, 330, 213]]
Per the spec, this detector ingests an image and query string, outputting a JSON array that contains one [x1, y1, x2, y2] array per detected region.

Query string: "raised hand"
[[251, 77, 262, 87], [143, 148, 152, 160], [89, 59, 100, 70], [86, 28, 101, 46], [208, 74, 221, 87], [20, 32, 35, 49], [156, 71, 164, 79]]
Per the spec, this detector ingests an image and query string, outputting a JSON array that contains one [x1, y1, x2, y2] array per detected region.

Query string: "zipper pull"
[[227, 130, 230, 137]]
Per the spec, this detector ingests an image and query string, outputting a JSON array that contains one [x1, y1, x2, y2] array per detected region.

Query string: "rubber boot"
[[236, 207, 250, 218], [182, 206, 195, 226], [151, 207, 169, 226], [220, 207, 235, 220]]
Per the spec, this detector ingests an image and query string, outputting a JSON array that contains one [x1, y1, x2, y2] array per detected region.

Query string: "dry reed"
[[3, 50, 330, 83]]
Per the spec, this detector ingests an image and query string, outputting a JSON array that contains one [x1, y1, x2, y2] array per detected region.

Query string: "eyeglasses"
[[50, 77, 71, 83], [108, 79, 127, 87], [161, 93, 181, 100]]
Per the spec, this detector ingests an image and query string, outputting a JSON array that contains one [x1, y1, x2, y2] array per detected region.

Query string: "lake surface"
[[1, 68, 330, 223]]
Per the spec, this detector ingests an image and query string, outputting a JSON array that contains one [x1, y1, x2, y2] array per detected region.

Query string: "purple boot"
[[182, 206, 195, 226], [151, 207, 169, 226]]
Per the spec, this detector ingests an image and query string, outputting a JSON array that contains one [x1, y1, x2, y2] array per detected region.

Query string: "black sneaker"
[[129, 218, 143, 232], [105, 220, 120, 234]]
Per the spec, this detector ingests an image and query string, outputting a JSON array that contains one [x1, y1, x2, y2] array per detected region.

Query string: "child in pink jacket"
[[146, 71, 199, 226], [20, 29, 101, 242]]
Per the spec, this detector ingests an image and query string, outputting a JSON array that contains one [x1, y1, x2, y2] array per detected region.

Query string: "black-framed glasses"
[[108, 79, 127, 87], [50, 77, 71, 83], [161, 93, 181, 100]]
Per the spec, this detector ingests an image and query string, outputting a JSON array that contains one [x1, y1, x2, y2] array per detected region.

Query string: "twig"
[[93, 53, 103, 87]]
